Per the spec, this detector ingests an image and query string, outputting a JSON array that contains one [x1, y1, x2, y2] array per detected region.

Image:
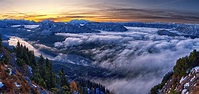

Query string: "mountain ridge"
[[151, 50, 199, 94]]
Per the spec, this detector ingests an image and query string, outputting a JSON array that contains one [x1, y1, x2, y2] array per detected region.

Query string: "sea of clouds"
[[54, 27, 199, 94]]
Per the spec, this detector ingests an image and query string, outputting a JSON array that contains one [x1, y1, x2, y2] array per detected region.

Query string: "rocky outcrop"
[[161, 67, 199, 94]]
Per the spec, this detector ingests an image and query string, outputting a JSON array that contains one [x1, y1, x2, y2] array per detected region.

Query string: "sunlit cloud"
[[0, 0, 199, 23]]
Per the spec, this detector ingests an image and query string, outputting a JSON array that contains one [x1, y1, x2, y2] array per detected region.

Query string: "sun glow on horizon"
[[1, 0, 199, 23]]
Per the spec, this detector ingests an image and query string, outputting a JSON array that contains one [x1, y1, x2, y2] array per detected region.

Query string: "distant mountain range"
[[1, 19, 199, 38]]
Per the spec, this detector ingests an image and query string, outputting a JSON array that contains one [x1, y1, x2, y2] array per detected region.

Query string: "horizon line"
[[1, 18, 199, 24]]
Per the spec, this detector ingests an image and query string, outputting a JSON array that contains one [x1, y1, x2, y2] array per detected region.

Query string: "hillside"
[[0, 35, 112, 94], [0, 41, 49, 93], [0, 63, 49, 93], [151, 50, 199, 94]]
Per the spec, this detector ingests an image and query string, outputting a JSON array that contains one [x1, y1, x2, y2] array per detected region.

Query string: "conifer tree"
[[59, 68, 68, 87], [0, 34, 2, 47]]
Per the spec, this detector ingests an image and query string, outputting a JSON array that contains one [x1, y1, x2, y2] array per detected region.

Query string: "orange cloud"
[[1, 8, 199, 23]]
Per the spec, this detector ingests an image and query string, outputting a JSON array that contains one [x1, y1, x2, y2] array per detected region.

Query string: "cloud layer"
[[54, 27, 199, 94]]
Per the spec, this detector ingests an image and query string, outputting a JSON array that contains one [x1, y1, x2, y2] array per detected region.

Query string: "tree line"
[[14, 40, 112, 94]]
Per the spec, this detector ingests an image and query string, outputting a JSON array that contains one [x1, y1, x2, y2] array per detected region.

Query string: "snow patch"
[[191, 66, 199, 73], [184, 83, 189, 88], [24, 25, 39, 29], [0, 82, 4, 88], [181, 89, 187, 94], [15, 82, 21, 88], [180, 77, 186, 83], [8, 68, 12, 75], [80, 24, 85, 26], [190, 75, 196, 82], [11, 25, 39, 29], [11, 25, 21, 28], [33, 84, 37, 88], [28, 66, 32, 75], [27, 30, 31, 32]]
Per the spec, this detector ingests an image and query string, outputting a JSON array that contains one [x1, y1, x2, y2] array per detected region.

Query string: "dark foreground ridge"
[[151, 50, 199, 94]]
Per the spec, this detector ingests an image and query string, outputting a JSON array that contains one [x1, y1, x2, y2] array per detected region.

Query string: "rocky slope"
[[0, 64, 50, 93], [0, 47, 50, 93], [161, 67, 199, 94], [151, 50, 199, 94]]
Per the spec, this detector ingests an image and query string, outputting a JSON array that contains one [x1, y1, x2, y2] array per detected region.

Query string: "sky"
[[0, 0, 199, 23]]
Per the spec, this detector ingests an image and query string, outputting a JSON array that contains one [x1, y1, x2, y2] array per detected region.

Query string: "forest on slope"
[[0, 34, 112, 94], [151, 50, 199, 94]]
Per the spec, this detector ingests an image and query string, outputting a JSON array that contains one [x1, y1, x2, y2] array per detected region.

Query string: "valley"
[[1, 19, 199, 94]]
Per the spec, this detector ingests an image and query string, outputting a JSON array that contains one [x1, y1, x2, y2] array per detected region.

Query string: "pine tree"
[[59, 68, 68, 87], [0, 34, 2, 47]]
